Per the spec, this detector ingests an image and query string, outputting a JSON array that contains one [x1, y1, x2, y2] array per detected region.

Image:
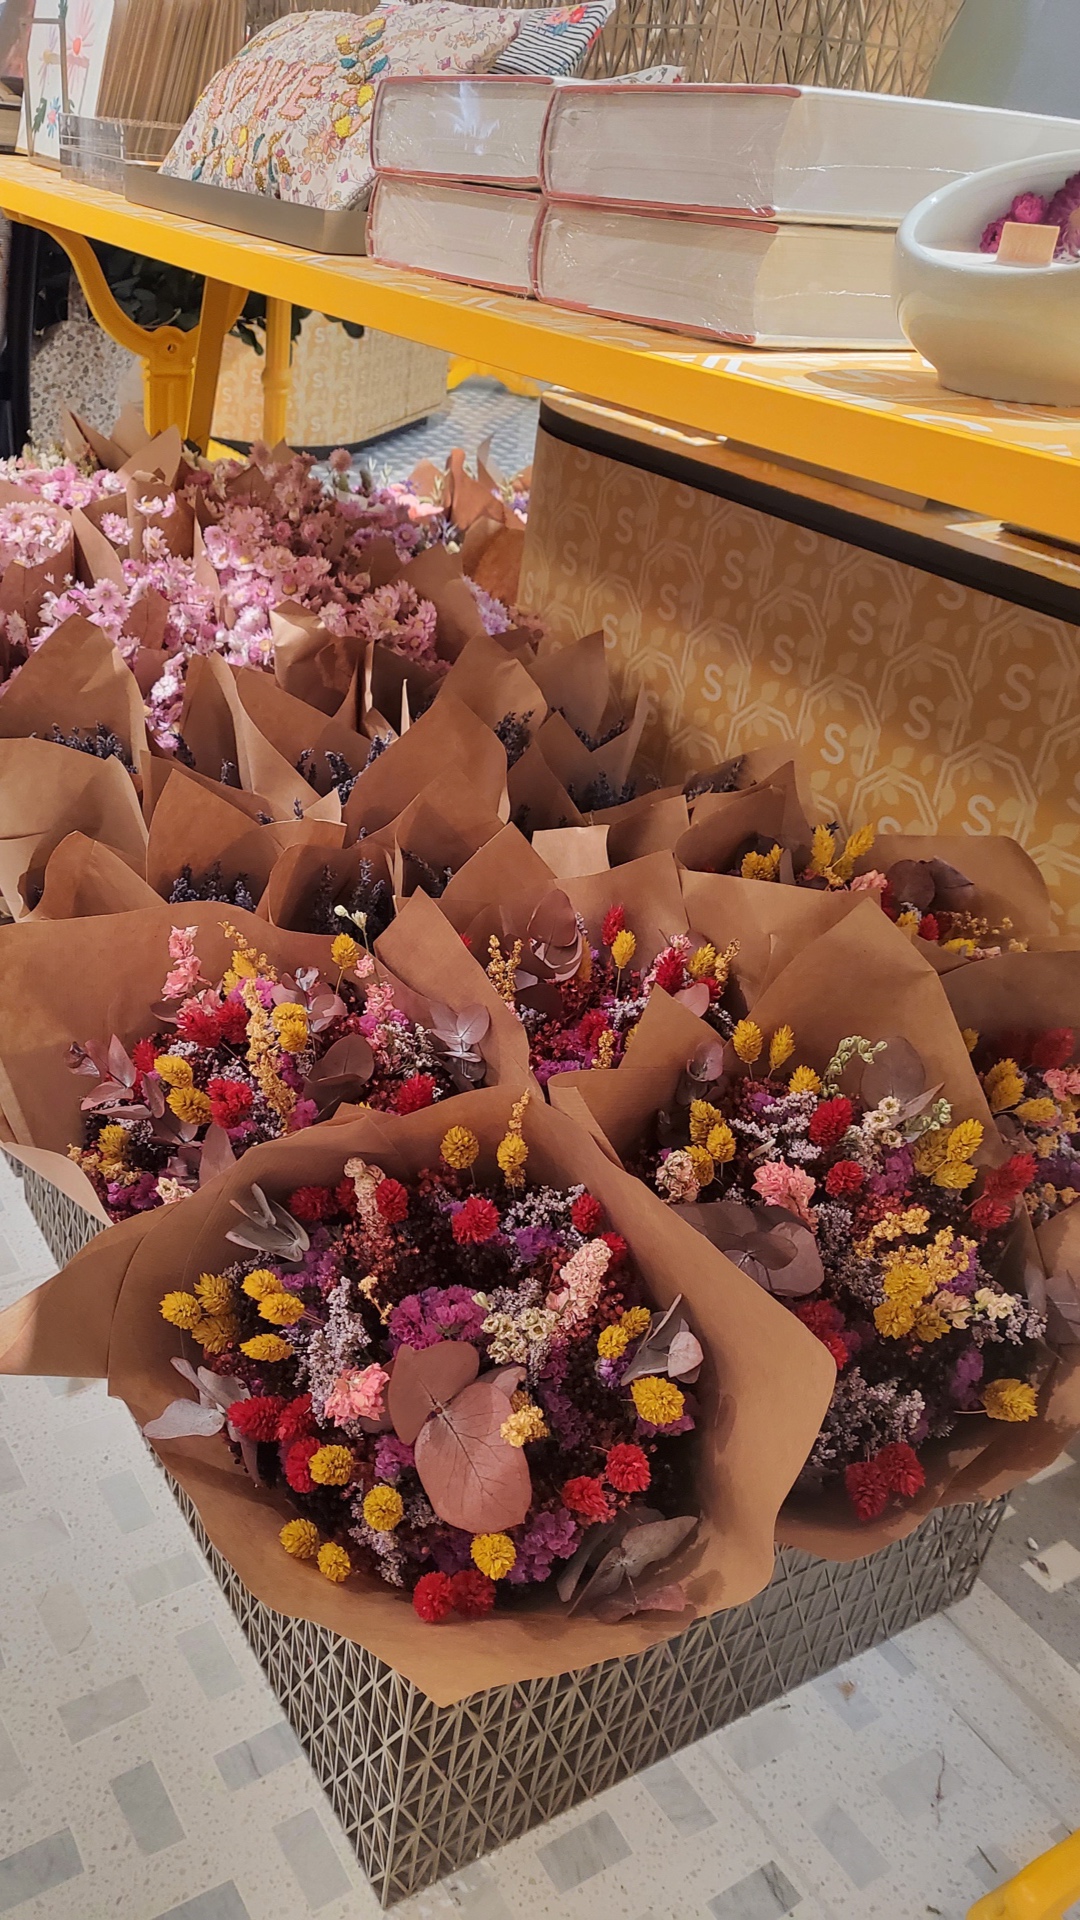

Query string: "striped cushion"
[[493, 0, 614, 76]]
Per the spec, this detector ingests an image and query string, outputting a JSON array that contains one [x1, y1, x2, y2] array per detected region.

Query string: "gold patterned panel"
[[520, 426, 1080, 930], [212, 314, 448, 448]]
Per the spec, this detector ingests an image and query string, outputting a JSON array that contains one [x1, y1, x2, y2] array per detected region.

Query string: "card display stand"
[[14, 1160, 1004, 1906]]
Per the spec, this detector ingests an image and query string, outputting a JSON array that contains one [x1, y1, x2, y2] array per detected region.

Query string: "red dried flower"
[[451, 1195, 500, 1245], [227, 1394, 286, 1441], [918, 913, 940, 943], [571, 1193, 605, 1235], [412, 1571, 455, 1623], [844, 1458, 890, 1521], [219, 997, 250, 1045], [808, 1097, 854, 1148], [605, 1443, 651, 1492], [334, 1178, 358, 1216], [177, 1003, 224, 1046], [395, 1074, 437, 1114], [562, 1475, 613, 1521], [577, 1008, 608, 1049], [449, 1569, 496, 1619], [796, 1299, 845, 1338], [825, 1159, 864, 1198], [876, 1442, 925, 1499], [601, 1232, 628, 1264], [651, 950, 685, 995], [132, 1037, 158, 1074], [1032, 1028, 1075, 1071], [375, 1178, 409, 1224], [277, 1394, 315, 1445], [970, 1195, 1013, 1232], [283, 1436, 320, 1493], [822, 1332, 850, 1368], [601, 904, 625, 946], [208, 1077, 254, 1130], [288, 1185, 334, 1223]]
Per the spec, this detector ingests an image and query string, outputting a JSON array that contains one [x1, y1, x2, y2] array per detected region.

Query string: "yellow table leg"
[[968, 1829, 1080, 1918], [187, 278, 248, 454], [262, 297, 292, 447]]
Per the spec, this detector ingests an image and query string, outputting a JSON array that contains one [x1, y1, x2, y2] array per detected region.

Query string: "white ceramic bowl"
[[894, 149, 1080, 405]]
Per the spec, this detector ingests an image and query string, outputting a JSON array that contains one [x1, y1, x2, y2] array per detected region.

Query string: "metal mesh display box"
[[16, 1163, 1004, 1907]]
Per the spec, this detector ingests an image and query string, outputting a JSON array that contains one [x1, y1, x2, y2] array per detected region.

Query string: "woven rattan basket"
[[247, 0, 963, 91]]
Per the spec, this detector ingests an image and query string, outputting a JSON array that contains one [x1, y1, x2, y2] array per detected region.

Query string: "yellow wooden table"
[[4, 155, 1080, 544]]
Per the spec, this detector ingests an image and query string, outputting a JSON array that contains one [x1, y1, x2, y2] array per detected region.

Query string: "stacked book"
[[369, 80, 1080, 348]]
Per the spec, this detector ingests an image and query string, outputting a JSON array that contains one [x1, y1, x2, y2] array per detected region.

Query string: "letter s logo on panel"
[[1000, 662, 1033, 712], [821, 723, 847, 765], [657, 580, 680, 624], [904, 696, 933, 742], [770, 634, 794, 676], [850, 601, 876, 647], [702, 662, 726, 704], [964, 795, 994, 836]]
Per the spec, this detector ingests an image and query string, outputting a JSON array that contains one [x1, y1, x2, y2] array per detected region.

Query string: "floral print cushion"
[[162, 5, 519, 212]]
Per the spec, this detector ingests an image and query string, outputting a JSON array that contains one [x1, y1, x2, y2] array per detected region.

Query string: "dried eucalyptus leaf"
[[860, 1035, 926, 1108]]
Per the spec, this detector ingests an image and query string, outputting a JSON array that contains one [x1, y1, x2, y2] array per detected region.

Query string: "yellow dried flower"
[[689, 1100, 723, 1145], [272, 1003, 309, 1053], [441, 1126, 480, 1170], [259, 1291, 305, 1326], [732, 1019, 763, 1064], [686, 1145, 715, 1186], [224, 946, 259, 988], [611, 930, 637, 971], [154, 1054, 193, 1089], [161, 1290, 201, 1330], [242, 1269, 279, 1300], [895, 909, 920, 937], [789, 1065, 821, 1095], [706, 1122, 736, 1164], [168, 1085, 213, 1126], [486, 934, 523, 1006], [884, 1261, 931, 1306], [741, 844, 782, 882], [1017, 1098, 1057, 1125], [597, 1323, 630, 1360], [497, 1132, 528, 1185], [933, 1159, 978, 1191], [913, 1130, 949, 1177], [807, 824, 836, 878], [594, 1028, 616, 1070], [279, 1519, 320, 1560], [630, 1376, 685, 1427], [985, 1059, 1024, 1114], [982, 1377, 1038, 1423], [874, 1297, 916, 1339], [913, 1303, 950, 1342], [195, 1272, 232, 1315], [96, 1124, 130, 1162], [946, 1119, 984, 1163], [500, 1404, 549, 1446], [240, 1333, 292, 1363], [317, 1542, 351, 1583], [471, 1532, 517, 1580], [962, 1028, 979, 1054], [620, 1306, 652, 1339], [769, 1026, 796, 1071], [832, 823, 876, 883], [331, 932, 361, 971], [192, 1313, 239, 1355], [362, 1485, 404, 1531], [310, 1445, 354, 1487], [687, 943, 716, 980]]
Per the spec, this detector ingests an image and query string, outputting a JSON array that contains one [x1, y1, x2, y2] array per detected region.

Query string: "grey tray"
[[124, 164, 369, 254], [15, 1160, 1004, 1907]]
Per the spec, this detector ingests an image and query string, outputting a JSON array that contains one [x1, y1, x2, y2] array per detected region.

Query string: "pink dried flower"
[[546, 1238, 611, 1324], [850, 870, 888, 895], [1009, 192, 1048, 225], [162, 926, 203, 999], [753, 1160, 818, 1226], [324, 1363, 390, 1424]]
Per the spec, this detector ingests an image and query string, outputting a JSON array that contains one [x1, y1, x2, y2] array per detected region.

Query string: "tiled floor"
[[3, 1147, 1080, 1920]]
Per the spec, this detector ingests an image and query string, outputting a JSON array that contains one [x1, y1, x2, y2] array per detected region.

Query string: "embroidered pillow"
[[163, 5, 518, 211], [492, 0, 614, 77]]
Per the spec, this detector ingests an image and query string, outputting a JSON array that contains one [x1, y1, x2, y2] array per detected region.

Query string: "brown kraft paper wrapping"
[[0, 739, 148, 919], [374, 888, 532, 1090], [0, 1090, 835, 1703], [0, 617, 150, 785], [29, 833, 162, 919], [556, 904, 1080, 1558], [343, 695, 507, 840]]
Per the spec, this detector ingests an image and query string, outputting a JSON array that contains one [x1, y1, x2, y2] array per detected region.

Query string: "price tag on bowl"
[[997, 220, 1061, 266]]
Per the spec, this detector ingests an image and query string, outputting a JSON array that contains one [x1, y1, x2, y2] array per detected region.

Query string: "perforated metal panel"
[[16, 1162, 1002, 1909]]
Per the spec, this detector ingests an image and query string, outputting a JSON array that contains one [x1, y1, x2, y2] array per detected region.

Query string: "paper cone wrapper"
[[0, 739, 148, 919], [437, 633, 546, 737], [343, 695, 507, 840], [364, 775, 504, 901], [374, 888, 532, 1090], [864, 835, 1055, 945], [260, 841, 392, 933], [231, 666, 371, 800], [681, 869, 862, 1004], [0, 901, 341, 1164], [29, 834, 161, 919], [941, 948, 1080, 1041], [0, 617, 150, 785], [179, 656, 341, 823], [271, 603, 367, 716], [460, 520, 526, 606], [675, 773, 809, 874], [0, 507, 74, 628], [398, 546, 486, 659], [507, 738, 585, 834], [145, 773, 343, 907], [0, 1090, 834, 1703]]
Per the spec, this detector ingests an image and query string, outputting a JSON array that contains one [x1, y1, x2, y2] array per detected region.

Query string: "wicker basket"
[[246, 0, 963, 91], [213, 314, 449, 451]]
